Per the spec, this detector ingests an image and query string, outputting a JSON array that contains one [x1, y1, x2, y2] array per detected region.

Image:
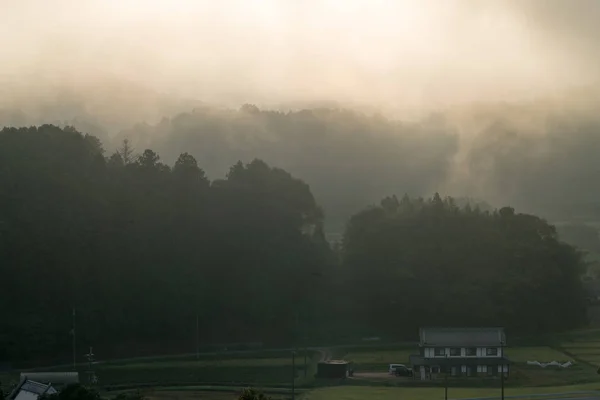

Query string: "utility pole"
[[444, 354, 449, 400], [72, 308, 76, 370], [195, 314, 200, 360], [304, 348, 307, 378], [501, 339, 505, 400], [291, 351, 296, 400], [84, 346, 96, 385]]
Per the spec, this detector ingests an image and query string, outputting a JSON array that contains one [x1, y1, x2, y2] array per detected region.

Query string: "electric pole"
[[501, 339, 505, 400], [291, 351, 296, 400], [84, 347, 96, 385], [196, 314, 200, 360], [304, 348, 307, 378], [444, 354, 449, 400], [72, 308, 76, 370]]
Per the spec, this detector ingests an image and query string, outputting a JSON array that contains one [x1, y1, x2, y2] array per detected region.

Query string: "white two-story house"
[[409, 327, 510, 380]]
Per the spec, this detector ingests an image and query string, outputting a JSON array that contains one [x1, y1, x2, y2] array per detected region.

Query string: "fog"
[[2, 0, 599, 110], [3, 0, 600, 228]]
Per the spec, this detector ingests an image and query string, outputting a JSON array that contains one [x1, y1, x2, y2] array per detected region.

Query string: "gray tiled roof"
[[20, 381, 56, 395], [419, 327, 506, 346], [8, 379, 57, 400]]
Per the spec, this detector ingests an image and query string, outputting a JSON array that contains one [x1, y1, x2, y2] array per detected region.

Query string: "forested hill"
[[115, 106, 458, 233], [112, 103, 600, 234], [0, 125, 588, 365]]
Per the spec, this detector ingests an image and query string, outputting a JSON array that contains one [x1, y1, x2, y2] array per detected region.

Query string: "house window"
[[434, 348, 446, 357], [450, 348, 461, 356], [486, 348, 498, 356], [487, 365, 495, 376], [465, 347, 477, 356], [431, 366, 440, 373]]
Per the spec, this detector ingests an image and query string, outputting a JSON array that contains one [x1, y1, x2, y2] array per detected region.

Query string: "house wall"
[[416, 364, 509, 380], [422, 347, 503, 358]]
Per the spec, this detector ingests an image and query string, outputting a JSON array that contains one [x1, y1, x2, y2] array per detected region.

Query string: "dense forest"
[[112, 101, 600, 233], [0, 125, 589, 366]]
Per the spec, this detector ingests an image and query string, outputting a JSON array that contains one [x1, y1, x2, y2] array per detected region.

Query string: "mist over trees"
[[0, 125, 588, 365], [108, 97, 600, 238], [114, 106, 459, 233]]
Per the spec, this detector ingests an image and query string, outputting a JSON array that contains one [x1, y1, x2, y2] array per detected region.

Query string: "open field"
[[508, 348, 573, 363], [301, 384, 600, 400], [342, 349, 413, 372], [101, 358, 294, 370], [560, 328, 600, 367], [112, 386, 300, 400], [6, 330, 600, 395], [9, 350, 321, 389], [146, 391, 237, 400], [94, 355, 315, 387]]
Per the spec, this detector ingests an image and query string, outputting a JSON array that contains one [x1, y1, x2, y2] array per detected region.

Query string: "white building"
[[409, 327, 510, 380]]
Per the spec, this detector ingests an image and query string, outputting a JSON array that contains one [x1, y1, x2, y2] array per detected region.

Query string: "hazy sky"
[[2, 0, 599, 107]]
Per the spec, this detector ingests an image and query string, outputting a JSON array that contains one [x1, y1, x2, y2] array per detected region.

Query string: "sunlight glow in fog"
[[1, 0, 599, 107]]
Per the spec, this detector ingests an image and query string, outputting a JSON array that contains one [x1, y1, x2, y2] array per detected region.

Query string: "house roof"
[[419, 327, 506, 347], [20, 381, 56, 396], [8, 379, 57, 400]]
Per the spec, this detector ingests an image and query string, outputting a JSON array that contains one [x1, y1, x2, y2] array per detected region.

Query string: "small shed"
[[316, 360, 349, 379]]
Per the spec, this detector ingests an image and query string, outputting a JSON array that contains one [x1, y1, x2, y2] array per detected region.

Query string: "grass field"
[[102, 358, 294, 370], [113, 386, 299, 400], [5, 331, 600, 395], [146, 391, 237, 400], [301, 383, 600, 400], [343, 349, 413, 371], [507, 347, 573, 363], [6, 350, 320, 389], [558, 328, 600, 368], [95, 354, 316, 387]]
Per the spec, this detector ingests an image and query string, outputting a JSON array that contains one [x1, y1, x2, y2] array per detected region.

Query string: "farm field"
[[342, 349, 413, 371], [113, 386, 298, 400], [95, 355, 314, 387], [15, 350, 320, 389], [301, 384, 600, 400], [7, 331, 600, 396], [560, 329, 600, 367], [146, 391, 237, 400]]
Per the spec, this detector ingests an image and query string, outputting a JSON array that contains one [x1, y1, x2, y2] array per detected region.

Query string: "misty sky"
[[2, 0, 600, 107]]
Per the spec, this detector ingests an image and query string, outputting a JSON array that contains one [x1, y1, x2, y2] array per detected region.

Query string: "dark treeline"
[[0, 125, 588, 365], [116, 106, 458, 233], [112, 102, 600, 235]]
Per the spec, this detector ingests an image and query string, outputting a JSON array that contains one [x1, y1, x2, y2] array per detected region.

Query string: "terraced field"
[[560, 330, 600, 367]]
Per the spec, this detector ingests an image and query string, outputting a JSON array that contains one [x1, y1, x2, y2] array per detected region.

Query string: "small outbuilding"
[[316, 360, 349, 379]]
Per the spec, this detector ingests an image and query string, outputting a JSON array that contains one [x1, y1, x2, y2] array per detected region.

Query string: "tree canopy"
[[341, 194, 587, 336], [0, 125, 589, 365], [0, 125, 330, 364]]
